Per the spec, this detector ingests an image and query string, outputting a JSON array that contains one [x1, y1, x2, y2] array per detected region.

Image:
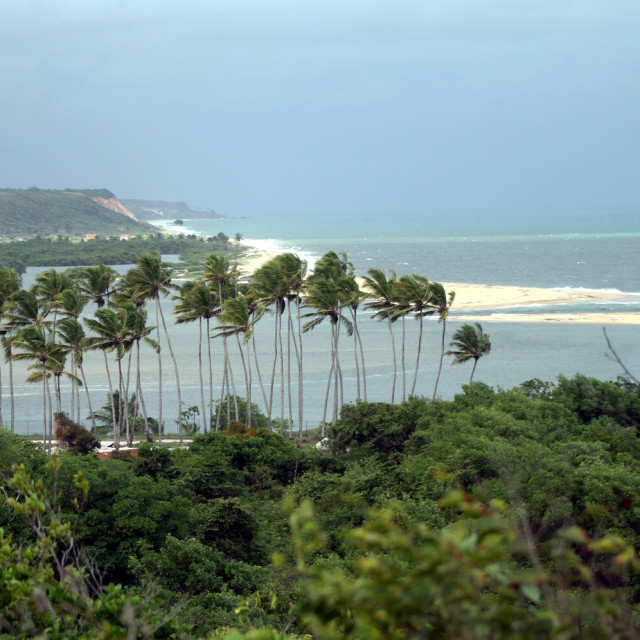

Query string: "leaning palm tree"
[[84, 307, 131, 446], [79, 264, 118, 309], [125, 252, 182, 443], [203, 255, 239, 428], [4, 290, 49, 331], [363, 268, 399, 405], [57, 318, 97, 433], [396, 274, 433, 397], [446, 322, 491, 383], [276, 253, 307, 436], [250, 256, 291, 432], [301, 276, 353, 434], [12, 325, 64, 453], [173, 280, 218, 434], [214, 294, 255, 428], [123, 303, 158, 444], [32, 268, 72, 334], [337, 258, 367, 403], [429, 282, 456, 402]]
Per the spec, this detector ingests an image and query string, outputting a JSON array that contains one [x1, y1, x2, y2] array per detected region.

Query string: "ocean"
[[6, 209, 640, 436]]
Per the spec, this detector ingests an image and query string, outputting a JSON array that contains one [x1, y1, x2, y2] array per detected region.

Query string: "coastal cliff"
[[0, 187, 150, 238]]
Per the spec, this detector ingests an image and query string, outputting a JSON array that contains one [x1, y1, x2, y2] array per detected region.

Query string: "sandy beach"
[[234, 245, 640, 325]]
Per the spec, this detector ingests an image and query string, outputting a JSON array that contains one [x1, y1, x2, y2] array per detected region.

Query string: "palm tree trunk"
[[69, 358, 75, 422], [279, 306, 285, 435], [388, 314, 397, 405], [216, 365, 226, 430], [223, 335, 232, 425], [78, 361, 97, 436], [355, 313, 367, 402], [157, 295, 182, 445], [296, 297, 304, 441], [235, 333, 249, 424], [206, 316, 213, 434], [268, 309, 278, 431], [155, 301, 162, 444], [411, 314, 424, 397], [198, 318, 207, 434], [46, 373, 54, 454], [401, 316, 406, 402], [9, 347, 15, 432], [117, 357, 126, 446], [136, 339, 150, 439], [228, 357, 239, 421], [103, 351, 117, 445], [246, 338, 252, 428], [252, 330, 269, 413], [42, 361, 48, 453], [123, 349, 133, 446], [432, 319, 447, 403], [350, 309, 361, 401], [288, 308, 300, 438], [287, 304, 293, 437], [470, 358, 478, 384], [54, 374, 62, 415]]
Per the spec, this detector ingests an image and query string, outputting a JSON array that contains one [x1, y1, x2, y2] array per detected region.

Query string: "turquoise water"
[[5, 209, 640, 435], [179, 209, 640, 293]]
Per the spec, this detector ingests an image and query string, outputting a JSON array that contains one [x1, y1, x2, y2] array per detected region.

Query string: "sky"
[[1, 1, 639, 216]]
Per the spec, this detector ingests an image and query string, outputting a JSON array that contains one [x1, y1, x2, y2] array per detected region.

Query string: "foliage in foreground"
[[1, 374, 640, 637]]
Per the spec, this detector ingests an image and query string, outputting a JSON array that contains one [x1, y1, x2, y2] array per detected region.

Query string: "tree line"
[[0, 251, 491, 450]]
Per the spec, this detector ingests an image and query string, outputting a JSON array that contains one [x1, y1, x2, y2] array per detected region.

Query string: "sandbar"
[[233, 246, 640, 325]]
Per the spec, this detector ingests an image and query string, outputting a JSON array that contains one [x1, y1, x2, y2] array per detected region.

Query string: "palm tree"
[[173, 281, 218, 433], [0, 267, 22, 429], [276, 253, 307, 436], [32, 268, 72, 333], [84, 307, 131, 445], [79, 264, 118, 309], [363, 268, 399, 405], [123, 303, 158, 444], [4, 290, 49, 331], [215, 295, 255, 428], [396, 274, 433, 397], [57, 318, 97, 433], [12, 325, 64, 453], [125, 252, 182, 443], [336, 256, 367, 403], [430, 282, 456, 401], [203, 255, 239, 428], [447, 322, 491, 383], [390, 280, 413, 403], [301, 276, 353, 433], [56, 289, 89, 420], [250, 256, 291, 432]]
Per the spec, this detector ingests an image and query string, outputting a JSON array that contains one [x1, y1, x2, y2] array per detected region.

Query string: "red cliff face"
[[89, 196, 139, 221], [64, 191, 140, 221]]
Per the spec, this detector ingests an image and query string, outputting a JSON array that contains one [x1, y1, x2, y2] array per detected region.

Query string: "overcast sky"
[[1, 1, 639, 216]]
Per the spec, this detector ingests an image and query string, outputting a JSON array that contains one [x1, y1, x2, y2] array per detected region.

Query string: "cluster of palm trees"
[[0, 249, 492, 448]]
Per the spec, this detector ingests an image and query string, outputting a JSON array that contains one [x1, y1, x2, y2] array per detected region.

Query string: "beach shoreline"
[[232, 244, 640, 325], [146, 221, 640, 327]]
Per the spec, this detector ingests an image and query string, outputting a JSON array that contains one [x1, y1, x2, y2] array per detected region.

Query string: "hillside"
[[122, 198, 223, 220], [0, 188, 152, 238]]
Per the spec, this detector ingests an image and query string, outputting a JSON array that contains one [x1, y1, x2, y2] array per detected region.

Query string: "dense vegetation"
[[2, 375, 640, 638], [0, 188, 151, 238], [0, 233, 239, 273]]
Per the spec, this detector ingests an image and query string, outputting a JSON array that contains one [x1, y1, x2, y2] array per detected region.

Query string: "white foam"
[[240, 238, 319, 271]]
